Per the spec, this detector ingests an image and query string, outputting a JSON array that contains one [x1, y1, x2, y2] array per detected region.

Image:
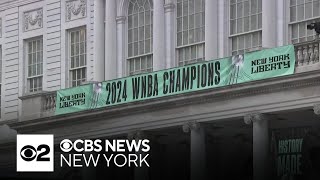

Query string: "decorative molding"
[[164, 3, 175, 13], [23, 8, 43, 32], [66, 0, 87, 22], [182, 121, 201, 133], [116, 16, 126, 24], [244, 113, 267, 125], [313, 104, 320, 116]]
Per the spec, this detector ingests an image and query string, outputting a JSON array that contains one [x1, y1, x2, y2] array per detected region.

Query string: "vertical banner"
[[270, 127, 320, 180], [56, 45, 295, 115], [271, 127, 307, 180]]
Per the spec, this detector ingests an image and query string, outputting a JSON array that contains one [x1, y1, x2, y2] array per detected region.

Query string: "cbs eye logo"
[[17, 134, 54, 172], [20, 144, 50, 161], [60, 139, 73, 152]]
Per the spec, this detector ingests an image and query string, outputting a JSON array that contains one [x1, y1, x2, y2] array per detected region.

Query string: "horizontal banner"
[[55, 45, 295, 115]]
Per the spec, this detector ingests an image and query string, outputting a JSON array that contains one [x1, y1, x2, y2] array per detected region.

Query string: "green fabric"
[[55, 45, 295, 115]]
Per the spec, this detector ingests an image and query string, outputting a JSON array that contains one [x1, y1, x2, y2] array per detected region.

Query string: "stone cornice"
[[7, 69, 320, 132]]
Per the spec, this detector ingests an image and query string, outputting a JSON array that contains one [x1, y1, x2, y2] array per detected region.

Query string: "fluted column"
[[183, 121, 206, 180], [105, 0, 117, 80], [164, 2, 175, 69], [153, 0, 166, 71], [116, 16, 126, 78], [93, 0, 105, 81], [244, 113, 269, 180], [205, 0, 218, 60]]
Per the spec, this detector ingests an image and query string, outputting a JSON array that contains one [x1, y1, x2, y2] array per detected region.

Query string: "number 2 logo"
[[20, 144, 50, 162]]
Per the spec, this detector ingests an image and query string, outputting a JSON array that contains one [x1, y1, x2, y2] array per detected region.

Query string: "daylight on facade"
[[0, 0, 320, 180]]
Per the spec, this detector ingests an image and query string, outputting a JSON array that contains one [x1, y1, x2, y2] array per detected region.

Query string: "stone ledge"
[[18, 91, 55, 100]]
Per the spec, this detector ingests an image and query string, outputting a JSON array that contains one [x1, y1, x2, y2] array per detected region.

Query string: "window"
[[26, 38, 43, 92], [290, 0, 320, 44], [177, 0, 205, 66], [69, 27, 86, 87], [230, 0, 262, 55], [127, 0, 153, 75]]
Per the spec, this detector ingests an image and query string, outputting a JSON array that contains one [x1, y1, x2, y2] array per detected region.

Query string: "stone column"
[[183, 121, 206, 180], [276, 0, 285, 46], [205, 0, 218, 60], [153, 0, 166, 71], [164, 2, 175, 69], [116, 16, 126, 78], [262, 0, 276, 48], [218, 0, 226, 58], [93, 0, 105, 81], [244, 113, 269, 180], [128, 131, 149, 180], [105, 0, 117, 80]]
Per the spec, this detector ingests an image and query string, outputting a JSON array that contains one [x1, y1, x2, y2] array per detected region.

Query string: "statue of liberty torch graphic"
[[90, 82, 102, 109], [225, 54, 253, 85], [228, 54, 244, 85]]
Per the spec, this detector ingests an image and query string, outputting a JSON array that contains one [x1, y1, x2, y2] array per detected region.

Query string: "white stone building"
[[0, 0, 320, 179]]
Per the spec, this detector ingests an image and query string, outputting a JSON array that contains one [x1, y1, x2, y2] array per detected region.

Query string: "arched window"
[[176, 0, 205, 66], [127, 0, 153, 75]]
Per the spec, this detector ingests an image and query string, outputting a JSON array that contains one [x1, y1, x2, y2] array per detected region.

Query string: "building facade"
[[0, 0, 320, 179]]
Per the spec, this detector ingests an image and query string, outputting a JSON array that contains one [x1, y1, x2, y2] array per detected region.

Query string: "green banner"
[[56, 45, 295, 115]]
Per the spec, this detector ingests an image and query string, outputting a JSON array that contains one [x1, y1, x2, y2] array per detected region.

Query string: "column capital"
[[116, 16, 126, 24], [164, 3, 175, 13], [313, 104, 320, 116], [0, 124, 17, 143], [244, 113, 268, 125], [127, 130, 146, 140], [182, 121, 201, 133]]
